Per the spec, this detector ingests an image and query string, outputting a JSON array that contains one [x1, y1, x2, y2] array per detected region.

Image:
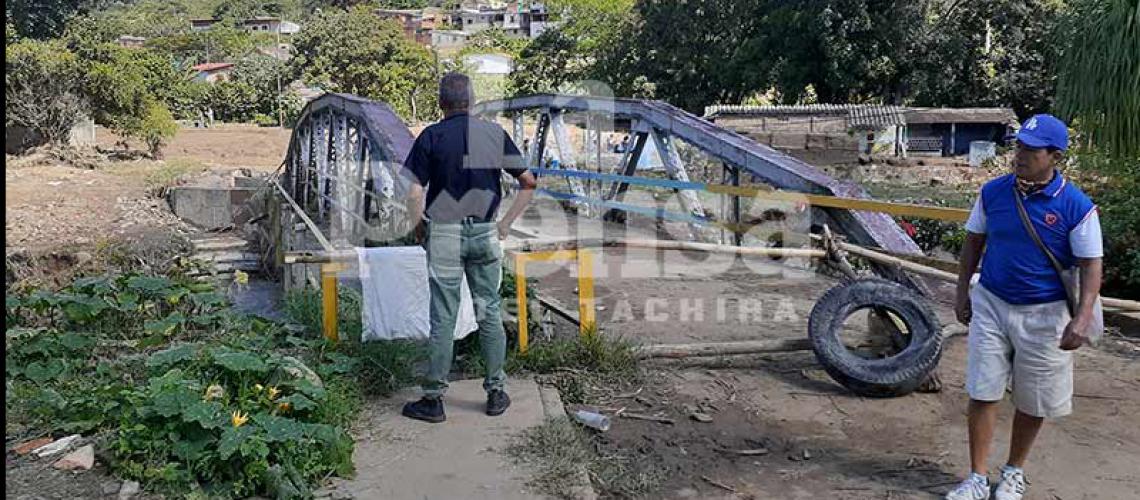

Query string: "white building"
[[432, 30, 470, 49], [463, 53, 513, 75]]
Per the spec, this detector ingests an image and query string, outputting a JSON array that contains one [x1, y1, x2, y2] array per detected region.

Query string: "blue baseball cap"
[[1011, 114, 1069, 151]]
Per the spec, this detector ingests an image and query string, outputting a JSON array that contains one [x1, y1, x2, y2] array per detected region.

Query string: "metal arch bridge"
[[274, 92, 925, 288], [471, 94, 922, 257]]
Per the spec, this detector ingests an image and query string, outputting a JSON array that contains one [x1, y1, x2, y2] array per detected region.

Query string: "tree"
[[204, 54, 294, 123], [460, 28, 528, 58], [5, 0, 101, 39], [508, 27, 587, 95], [291, 5, 438, 120], [5, 39, 88, 145], [508, 0, 646, 98], [126, 100, 179, 158], [1055, 0, 1140, 297], [71, 42, 180, 156], [213, 0, 304, 23], [1056, 0, 1140, 160], [905, 0, 1064, 118], [145, 26, 264, 66], [622, 0, 770, 111]]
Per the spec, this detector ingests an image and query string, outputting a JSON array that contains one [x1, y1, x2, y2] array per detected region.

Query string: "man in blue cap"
[[945, 114, 1103, 500]]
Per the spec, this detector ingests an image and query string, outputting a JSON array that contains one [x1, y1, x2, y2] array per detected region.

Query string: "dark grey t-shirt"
[[402, 112, 526, 223]]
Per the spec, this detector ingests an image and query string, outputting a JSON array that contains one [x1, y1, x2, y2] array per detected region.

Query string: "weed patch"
[[507, 417, 665, 499], [5, 271, 365, 499], [284, 288, 425, 397], [6, 273, 230, 343], [111, 344, 353, 498]]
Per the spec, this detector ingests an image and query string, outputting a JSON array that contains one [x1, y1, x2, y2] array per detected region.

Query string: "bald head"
[[439, 72, 473, 113]]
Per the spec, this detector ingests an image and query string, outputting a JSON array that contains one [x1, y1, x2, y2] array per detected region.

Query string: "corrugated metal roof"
[[704, 104, 906, 130], [705, 104, 1016, 128], [848, 106, 906, 129], [705, 103, 862, 117], [904, 108, 1018, 124]]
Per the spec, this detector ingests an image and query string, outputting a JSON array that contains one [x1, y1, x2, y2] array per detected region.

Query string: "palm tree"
[[1055, 0, 1140, 160]]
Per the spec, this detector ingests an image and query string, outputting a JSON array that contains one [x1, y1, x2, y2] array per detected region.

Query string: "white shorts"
[[966, 284, 1073, 418]]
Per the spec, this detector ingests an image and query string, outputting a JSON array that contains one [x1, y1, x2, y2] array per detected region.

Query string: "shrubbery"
[[1069, 149, 1140, 298], [4, 39, 89, 145], [113, 344, 354, 498], [5, 272, 368, 498]]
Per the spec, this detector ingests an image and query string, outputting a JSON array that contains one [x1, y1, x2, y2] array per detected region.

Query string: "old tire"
[[808, 278, 943, 397]]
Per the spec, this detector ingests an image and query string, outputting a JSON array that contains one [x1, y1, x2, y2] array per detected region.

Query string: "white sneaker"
[[945, 472, 991, 500], [993, 465, 1026, 500]]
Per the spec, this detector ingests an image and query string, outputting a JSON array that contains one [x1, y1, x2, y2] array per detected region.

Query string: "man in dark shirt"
[[401, 73, 538, 423]]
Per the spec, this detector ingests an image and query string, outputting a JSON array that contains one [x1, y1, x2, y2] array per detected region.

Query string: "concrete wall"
[[6, 116, 97, 154], [168, 186, 259, 230]]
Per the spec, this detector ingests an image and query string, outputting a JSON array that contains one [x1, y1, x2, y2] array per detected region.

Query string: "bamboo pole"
[[273, 179, 334, 253], [822, 237, 1140, 311], [282, 236, 1140, 311], [504, 237, 826, 259]]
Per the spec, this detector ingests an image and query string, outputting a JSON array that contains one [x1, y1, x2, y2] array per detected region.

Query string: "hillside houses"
[[378, 2, 555, 50]]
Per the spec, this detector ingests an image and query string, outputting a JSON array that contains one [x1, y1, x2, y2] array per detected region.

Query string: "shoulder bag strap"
[[1012, 185, 1077, 315]]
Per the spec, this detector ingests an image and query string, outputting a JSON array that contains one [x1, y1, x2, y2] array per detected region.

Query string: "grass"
[[108, 158, 208, 197], [282, 288, 425, 397], [507, 417, 666, 499], [506, 418, 595, 498]]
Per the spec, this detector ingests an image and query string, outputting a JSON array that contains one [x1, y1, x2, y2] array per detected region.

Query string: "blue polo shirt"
[[965, 172, 1101, 305], [403, 112, 527, 223]]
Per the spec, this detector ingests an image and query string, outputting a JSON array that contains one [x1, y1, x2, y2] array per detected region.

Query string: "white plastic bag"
[[357, 246, 477, 341]]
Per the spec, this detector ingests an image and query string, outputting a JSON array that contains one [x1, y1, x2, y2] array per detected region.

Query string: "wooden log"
[[504, 237, 825, 259], [191, 237, 252, 251], [272, 179, 334, 252], [634, 339, 813, 359], [833, 240, 958, 282], [828, 238, 1140, 312]]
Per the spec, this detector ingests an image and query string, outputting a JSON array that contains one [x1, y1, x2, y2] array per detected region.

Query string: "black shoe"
[[486, 389, 511, 416], [402, 397, 446, 423]]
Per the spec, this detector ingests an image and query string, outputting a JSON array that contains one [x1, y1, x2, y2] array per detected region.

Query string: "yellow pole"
[[515, 253, 529, 353], [321, 263, 339, 342], [576, 249, 595, 335]]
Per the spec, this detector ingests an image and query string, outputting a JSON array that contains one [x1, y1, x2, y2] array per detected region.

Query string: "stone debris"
[[52, 444, 95, 471], [12, 437, 54, 456], [32, 434, 81, 459], [118, 480, 141, 499], [689, 412, 713, 423]]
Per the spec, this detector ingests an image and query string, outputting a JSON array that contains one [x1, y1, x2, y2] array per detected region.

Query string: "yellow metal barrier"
[[513, 249, 596, 353], [320, 262, 345, 342], [703, 184, 971, 222]]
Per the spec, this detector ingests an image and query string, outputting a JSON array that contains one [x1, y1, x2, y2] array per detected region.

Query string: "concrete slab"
[[168, 185, 258, 229], [333, 377, 553, 500]]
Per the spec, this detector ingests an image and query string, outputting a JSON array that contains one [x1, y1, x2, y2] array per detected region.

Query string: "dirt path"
[[4, 163, 195, 253], [97, 125, 292, 171], [588, 334, 1139, 500], [513, 200, 1140, 499]]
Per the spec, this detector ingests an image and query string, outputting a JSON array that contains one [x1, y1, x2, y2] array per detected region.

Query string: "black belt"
[[433, 216, 492, 224]]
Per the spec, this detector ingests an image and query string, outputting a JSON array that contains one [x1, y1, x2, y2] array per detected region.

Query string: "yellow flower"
[[277, 402, 291, 413], [234, 270, 249, 286], [267, 387, 280, 400], [203, 384, 224, 401], [231, 410, 249, 428], [253, 384, 264, 393]]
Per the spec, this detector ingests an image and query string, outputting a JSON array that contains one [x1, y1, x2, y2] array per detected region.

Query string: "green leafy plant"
[[11, 272, 229, 340], [112, 344, 354, 498], [5, 327, 140, 434]]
